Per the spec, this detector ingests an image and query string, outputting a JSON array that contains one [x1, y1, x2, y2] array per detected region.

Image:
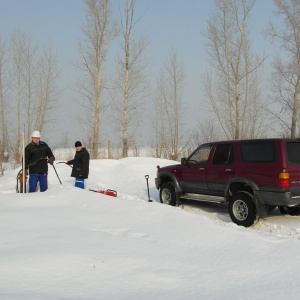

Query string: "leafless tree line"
[[0, 28, 60, 167], [78, 0, 300, 161]]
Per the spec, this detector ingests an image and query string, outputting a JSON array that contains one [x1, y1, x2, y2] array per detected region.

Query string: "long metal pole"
[[52, 164, 62, 185], [22, 131, 26, 193]]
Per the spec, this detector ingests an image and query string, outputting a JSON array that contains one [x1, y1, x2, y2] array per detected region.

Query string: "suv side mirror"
[[181, 158, 187, 165]]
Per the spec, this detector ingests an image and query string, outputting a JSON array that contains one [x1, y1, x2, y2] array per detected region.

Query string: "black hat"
[[75, 141, 82, 147]]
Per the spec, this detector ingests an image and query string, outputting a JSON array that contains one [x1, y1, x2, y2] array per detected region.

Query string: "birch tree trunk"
[[112, 0, 147, 158], [204, 0, 267, 140], [0, 38, 9, 162], [153, 49, 185, 160], [265, 0, 300, 138], [77, 0, 118, 159]]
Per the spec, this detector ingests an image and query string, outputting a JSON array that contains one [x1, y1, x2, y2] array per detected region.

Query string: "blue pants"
[[75, 177, 85, 189], [29, 173, 48, 192]]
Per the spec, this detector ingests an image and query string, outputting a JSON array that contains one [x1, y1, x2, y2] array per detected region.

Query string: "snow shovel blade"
[[89, 189, 117, 197]]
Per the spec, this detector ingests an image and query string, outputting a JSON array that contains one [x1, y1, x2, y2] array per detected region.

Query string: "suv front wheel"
[[160, 182, 176, 206], [229, 192, 257, 227]]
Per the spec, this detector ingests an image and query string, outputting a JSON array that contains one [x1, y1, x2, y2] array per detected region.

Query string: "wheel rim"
[[161, 188, 171, 204], [232, 200, 248, 221]]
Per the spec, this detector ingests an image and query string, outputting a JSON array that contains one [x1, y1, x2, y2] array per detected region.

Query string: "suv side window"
[[188, 145, 212, 164], [212, 144, 234, 165], [286, 141, 300, 164], [241, 141, 276, 162]]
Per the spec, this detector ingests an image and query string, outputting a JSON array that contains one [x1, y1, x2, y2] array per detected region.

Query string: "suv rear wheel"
[[229, 192, 256, 227], [160, 183, 176, 206]]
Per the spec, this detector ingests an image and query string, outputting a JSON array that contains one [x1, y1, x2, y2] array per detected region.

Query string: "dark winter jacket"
[[25, 141, 55, 174], [67, 147, 90, 179]]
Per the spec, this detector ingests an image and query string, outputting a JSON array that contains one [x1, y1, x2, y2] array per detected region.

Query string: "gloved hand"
[[48, 156, 55, 165]]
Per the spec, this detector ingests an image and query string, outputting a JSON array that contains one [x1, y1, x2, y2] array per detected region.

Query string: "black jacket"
[[67, 147, 90, 179], [25, 141, 55, 174]]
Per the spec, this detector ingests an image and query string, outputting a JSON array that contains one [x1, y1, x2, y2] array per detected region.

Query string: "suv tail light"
[[279, 172, 290, 188]]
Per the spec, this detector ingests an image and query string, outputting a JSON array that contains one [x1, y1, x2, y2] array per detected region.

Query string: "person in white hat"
[[24, 130, 55, 192]]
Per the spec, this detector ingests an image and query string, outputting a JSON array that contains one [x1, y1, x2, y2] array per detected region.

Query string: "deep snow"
[[1, 157, 300, 299]]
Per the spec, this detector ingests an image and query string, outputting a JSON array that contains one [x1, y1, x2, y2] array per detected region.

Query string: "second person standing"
[[66, 141, 90, 189]]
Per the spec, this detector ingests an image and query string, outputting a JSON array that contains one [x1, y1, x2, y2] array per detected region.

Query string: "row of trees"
[[0, 29, 60, 166], [0, 0, 300, 168], [202, 0, 300, 141], [75, 0, 300, 160]]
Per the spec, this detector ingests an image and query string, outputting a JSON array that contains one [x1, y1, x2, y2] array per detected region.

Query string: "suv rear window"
[[241, 141, 276, 162], [286, 142, 300, 164]]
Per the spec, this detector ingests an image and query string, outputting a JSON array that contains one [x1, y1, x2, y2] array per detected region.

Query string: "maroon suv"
[[155, 138, 300, 227]]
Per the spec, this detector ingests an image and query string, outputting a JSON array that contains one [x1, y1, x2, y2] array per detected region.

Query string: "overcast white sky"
[[0, 0, 279, 147]]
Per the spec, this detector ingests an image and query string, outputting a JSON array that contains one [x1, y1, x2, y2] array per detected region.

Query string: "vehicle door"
[[206, 143, 235, 196], [178, 144, 213, 193]]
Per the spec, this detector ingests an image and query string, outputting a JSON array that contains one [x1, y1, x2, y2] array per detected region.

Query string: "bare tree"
[[190, 119, 222, 149], [0, 37, 10, 163], [10, 28, 25, 164], [76, 0, 118, 159], [204, 0, 268, 140], [264, 0, 300, 138], [21, 33, 39, 141], [153, 49, 186, 160], [34, 44, 61, 132], [112, 0, 148, 158], [10, 30, 60, 149]]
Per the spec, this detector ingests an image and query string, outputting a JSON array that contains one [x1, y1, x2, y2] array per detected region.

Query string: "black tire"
[[229, 192, 257, 227], [160, 182, 176, 206]]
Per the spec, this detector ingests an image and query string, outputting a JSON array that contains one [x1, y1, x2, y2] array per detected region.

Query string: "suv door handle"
[[225, 168, 231, 172], [199, 167, 205, 171]]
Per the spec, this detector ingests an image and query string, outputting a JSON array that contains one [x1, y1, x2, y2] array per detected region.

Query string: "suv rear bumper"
[[256, 190, 300, 207]]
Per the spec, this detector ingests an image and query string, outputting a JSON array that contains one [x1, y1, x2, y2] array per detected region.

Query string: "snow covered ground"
[[1, 157, 300, 299]]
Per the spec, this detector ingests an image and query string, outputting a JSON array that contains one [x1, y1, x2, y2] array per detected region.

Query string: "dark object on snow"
[[89, 189, 117, 197], [145, 175, 152, 202]]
